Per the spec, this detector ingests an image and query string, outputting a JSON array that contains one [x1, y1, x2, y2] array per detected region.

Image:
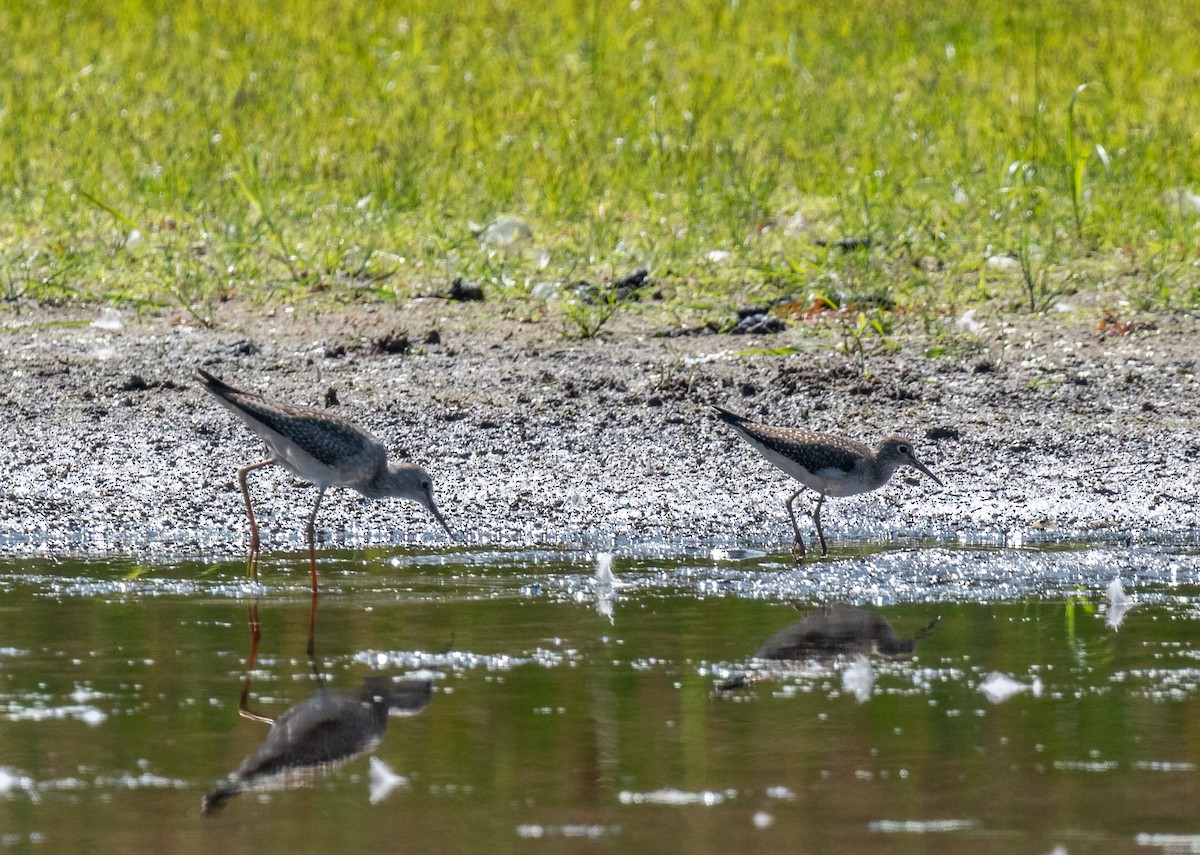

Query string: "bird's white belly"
[[756, 444, 873, 497], [255, 427, 341, 488]]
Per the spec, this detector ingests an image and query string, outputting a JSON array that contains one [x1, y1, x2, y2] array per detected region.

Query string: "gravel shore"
[[2, 300, 1197, 557]]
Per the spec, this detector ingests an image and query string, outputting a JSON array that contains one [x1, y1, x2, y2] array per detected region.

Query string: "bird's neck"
[[357, 460, 393, 499], [870, 456, 901, 488]]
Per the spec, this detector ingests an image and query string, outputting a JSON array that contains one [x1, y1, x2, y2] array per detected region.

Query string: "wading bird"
[[714, 406, 942, 561], [199, 368, 450, 589]]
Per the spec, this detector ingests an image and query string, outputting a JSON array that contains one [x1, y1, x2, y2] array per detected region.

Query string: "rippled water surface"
[[2, 542, 1200, 854]]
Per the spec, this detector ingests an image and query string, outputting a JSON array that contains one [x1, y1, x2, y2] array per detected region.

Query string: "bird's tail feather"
[[196, 367, 239, 395], [712, 405, 747, 426]]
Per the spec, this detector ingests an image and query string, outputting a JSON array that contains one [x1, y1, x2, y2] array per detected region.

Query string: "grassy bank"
[[2, 0, 1199, 327]]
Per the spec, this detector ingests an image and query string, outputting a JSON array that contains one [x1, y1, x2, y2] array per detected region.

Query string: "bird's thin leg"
[[812, 492, 829, 556], [237, 458, 277, 579], [785, 488, 807, 564], [305, 487, 326, 593]]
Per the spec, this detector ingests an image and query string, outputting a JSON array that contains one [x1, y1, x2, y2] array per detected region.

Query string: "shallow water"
[[2, 543, 1200, 854]]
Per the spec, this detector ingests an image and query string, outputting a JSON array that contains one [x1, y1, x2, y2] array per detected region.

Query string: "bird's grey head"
[[371, 462, 452, 536], [875, 436, 943, 486]]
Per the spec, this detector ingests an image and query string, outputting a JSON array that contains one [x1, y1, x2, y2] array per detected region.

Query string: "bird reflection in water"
[[202, 596, 432, 815], [717, 604, 939, 691]]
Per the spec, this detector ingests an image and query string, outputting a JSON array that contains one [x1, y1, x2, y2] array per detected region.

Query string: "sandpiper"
[[714, 406, 942, 561], [198, 368, 451, 589]]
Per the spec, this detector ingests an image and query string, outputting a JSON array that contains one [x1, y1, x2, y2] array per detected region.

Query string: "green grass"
[[2, 0, 1199, 324]]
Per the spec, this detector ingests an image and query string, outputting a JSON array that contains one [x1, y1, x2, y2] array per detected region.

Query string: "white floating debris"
[[1131, 760, 1195, 772], [1163, 187, 1200, 215], [868, 818, 980, 833], [979, 671, 1043, 704], [753, 811, 775, 829], [704, 249, 732, 264], [105, 770, 182, 790], [79, 707, 108, 727], [1105, 575, 1133, 631], [843, 655, 874, 704], [517, 824, 614, 839], [92, 308, 124, 331], [956, 309, 981, 335], [594, 552, 615, 587], [0, 767, 32, 794], [368, 756, 408, 804], [1052, 759, 1117, 773], [1137, 833, 1200, 849], [710, 547, 767, 561], [594, 552, 617, 624], [986, 254, 1019, 271], [125, 228, 144, 251], [70, 684, 101, 704], [619, 788, 727, 806], [476, 215, 532, 247]]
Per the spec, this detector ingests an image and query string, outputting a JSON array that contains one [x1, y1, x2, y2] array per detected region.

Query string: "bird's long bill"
[[911, 458, 944, 487], [427, 500, 453, 538]]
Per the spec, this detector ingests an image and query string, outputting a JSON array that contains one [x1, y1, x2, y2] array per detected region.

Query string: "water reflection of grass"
[[2, 1, 1197, 320]]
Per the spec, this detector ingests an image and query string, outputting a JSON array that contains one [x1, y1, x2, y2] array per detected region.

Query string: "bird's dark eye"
[[899, 444, 910, 455]]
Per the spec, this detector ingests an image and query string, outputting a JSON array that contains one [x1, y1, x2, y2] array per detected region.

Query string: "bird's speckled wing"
[[237, 691, 382, 777], [737, 424, 866, 474], [714, 407, 870, 475], [221, 393, 374, 467], [198, 369, 376, 468], [752, 606, 904, 660]]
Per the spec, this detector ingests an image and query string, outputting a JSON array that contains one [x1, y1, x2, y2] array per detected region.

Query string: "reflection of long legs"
[[914, 615, 942, 641], [306, 590, 319, 661], [238, 598, 274, 724], [237, 458, 276, 580], [236, 595, 322, 725], [304, 487, 326, 593], [785, 488, 807, 564]]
